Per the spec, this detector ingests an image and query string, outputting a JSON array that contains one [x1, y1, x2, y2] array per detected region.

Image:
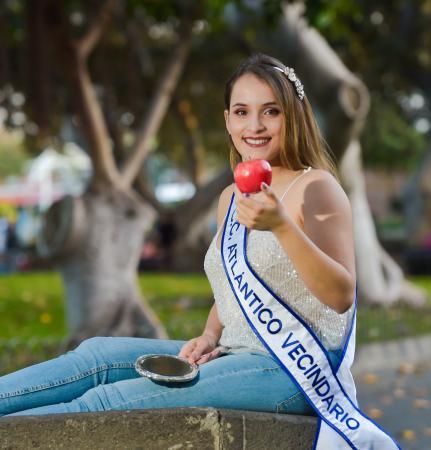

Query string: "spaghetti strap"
[[280, 166, 311, 201]]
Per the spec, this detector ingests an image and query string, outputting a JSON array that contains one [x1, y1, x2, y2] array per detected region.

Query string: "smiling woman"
[[224, 74, 284, 164], [224, 55, 336, 177], [0, 52, 400, 450]]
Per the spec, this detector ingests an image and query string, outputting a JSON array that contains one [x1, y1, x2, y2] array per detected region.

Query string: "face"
[[225, 73, 283, 164]]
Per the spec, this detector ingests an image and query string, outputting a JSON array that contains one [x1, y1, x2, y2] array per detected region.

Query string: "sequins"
[[203, 230, 353, 352]]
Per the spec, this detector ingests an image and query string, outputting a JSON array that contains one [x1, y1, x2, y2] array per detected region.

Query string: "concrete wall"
[[0, 408, 317, 449]]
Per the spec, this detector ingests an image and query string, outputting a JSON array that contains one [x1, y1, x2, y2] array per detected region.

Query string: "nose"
[[246, 112, 265, 133]]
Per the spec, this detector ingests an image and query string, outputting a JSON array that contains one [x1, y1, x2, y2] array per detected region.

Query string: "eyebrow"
[[231, 101, 278, 107]]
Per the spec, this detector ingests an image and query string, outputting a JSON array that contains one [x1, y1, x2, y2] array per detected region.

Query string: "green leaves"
[[361, 94, 427, 169]]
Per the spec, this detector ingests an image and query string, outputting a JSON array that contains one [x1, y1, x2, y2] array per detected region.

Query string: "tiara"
[[273, 66, 305, 101]]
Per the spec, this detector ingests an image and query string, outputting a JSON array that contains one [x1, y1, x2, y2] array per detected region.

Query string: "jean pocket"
[[276, 392, 315, 415]]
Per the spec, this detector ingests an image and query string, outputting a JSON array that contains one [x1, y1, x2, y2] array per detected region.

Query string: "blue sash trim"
[[220, 193, 401, 450], [312, 418, 322, 450], [335, 289, 357, 372]]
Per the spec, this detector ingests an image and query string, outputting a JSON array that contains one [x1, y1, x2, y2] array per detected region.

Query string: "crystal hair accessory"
[[272, 66, 305, 101]]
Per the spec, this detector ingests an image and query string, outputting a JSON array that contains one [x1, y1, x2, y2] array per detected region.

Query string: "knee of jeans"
[[75, 337, 111, 353]]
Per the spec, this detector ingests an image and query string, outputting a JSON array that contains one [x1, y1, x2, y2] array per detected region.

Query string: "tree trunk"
[[37, 189, 166, 348], [339, 141, 425, 307], [35, 1, 196, 343], [278, 3, 426, 306]]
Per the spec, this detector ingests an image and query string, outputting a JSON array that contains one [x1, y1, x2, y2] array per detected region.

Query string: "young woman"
[[0, 52, 354, 414], [0, 53, 398, 449]]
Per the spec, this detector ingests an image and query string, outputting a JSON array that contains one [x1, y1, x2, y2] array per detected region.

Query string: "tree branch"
[[173, 97, 207, 186], [279, 4, 370, 160], [119, 29, 193, 188], [77, 0, 118, 59], [174, 167, 233, 235], [44, 1, 120, 188], [133, 175, 164, 213], [72, 47, 120, 188]]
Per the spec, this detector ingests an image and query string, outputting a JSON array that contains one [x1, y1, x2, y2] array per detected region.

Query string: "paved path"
[[353, 335, 431, 450]]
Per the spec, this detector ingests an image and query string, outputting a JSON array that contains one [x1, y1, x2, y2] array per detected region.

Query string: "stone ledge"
[[0, 408, 317, 449]]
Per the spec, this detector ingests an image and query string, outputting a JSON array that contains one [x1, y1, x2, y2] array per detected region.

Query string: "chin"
[[241, 151, 272, 161]]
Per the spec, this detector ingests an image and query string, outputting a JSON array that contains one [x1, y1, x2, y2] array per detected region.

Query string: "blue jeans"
[[0, 337, 339, 417]]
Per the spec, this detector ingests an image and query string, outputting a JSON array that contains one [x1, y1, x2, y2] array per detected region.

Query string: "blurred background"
[[0, 0, 430, 447]]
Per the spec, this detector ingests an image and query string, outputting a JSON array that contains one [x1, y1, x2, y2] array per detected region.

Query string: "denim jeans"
[[0, 337, 340, 417]]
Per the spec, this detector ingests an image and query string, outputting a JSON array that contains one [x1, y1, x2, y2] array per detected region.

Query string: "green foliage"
[[307, 1, 431, 170], [1, 0, 429, 175], [307, 0, 431, 85], [307, 0, 364, 39], [361, 94, 427, 169]]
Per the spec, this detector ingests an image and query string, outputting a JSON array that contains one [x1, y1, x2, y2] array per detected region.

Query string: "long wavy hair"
[[224, 53, 337, 177]]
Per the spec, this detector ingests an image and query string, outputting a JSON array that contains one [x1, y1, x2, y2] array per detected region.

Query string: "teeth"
[[244, 138, 270, 145]]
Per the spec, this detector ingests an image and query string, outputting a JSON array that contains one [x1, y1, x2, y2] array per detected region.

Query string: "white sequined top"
[[204, 226, 354, 353]]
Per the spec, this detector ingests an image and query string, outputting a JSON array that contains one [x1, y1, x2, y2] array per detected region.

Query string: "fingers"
[[234, 181, 283, 230], [235, 187, 277, 213], [235, 195, 271, 229], [180, 339, 209, 364], [261, 182, 278, 203], [235, 193, 263, 219], [196, 347, 222, 365], [180, 339, 223, 366], [178, 339, 196, 359], [189, 339, 210, 363]]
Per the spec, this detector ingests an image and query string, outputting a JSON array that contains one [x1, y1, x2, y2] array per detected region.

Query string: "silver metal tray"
[[135, 354, 199, 383]]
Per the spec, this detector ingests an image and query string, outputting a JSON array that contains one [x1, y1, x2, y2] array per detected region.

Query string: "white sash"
[[220, 194, 400, 450]]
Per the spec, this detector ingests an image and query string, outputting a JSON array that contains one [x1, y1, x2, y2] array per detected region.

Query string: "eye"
[[264, 108, 280, 116], [233, 109, 247, 116]]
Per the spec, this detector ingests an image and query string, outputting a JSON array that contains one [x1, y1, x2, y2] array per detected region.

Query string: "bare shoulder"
[[301, 169, 351, 215], [300, 169, 355, 279], [217, 183, 235, 227]]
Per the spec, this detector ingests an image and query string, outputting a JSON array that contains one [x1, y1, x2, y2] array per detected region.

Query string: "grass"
[[0, 272, 430, 374], [0, 273, 66, 339], [139, 273, 213, 340], [356, 276, 431, 343]]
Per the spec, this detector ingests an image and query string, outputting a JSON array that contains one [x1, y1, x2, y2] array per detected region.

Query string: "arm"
[[235, 171, 356, 313], [179, 184, 234, 364], [178, 304, 223, 365], [202, 303, 223, 344]]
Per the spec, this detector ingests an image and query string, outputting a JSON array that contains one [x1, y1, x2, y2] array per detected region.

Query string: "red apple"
[[234, 159, 272, 194]]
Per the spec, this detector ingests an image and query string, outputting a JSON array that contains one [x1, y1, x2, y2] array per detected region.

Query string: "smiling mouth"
[[243, 137, 271, 146]]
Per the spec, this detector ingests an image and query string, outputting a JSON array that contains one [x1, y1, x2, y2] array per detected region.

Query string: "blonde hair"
[[224, 54, 337, 177]]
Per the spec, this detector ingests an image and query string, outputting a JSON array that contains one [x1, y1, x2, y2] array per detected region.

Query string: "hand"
[[235, 182, 289, 232], [178, 333, 222, 365]]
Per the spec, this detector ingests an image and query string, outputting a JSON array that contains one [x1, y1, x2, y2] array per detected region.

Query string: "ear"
[[224, 109, 231, 135]]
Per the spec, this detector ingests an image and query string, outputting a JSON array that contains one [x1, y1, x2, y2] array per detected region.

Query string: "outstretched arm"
[[235, 170, 356, 314]]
